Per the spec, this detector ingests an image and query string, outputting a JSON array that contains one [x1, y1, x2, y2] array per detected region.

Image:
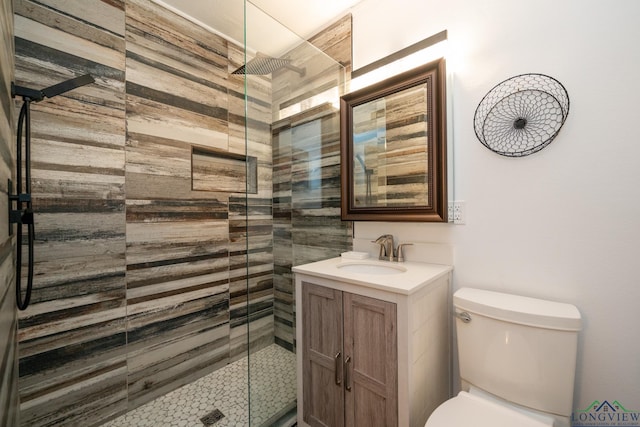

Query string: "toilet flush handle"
[[456, 311, 472, 323]]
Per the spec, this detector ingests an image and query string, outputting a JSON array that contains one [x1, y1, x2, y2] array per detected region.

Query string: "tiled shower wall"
[[15, 1, 128, 424], [271, 15, 353, 350], [14, 0, 272, 425], [0, 1, 18, 425], [13, 0, 352, 425]]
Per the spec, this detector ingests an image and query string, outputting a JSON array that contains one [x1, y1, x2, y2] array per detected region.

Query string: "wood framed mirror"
[[340, 58, 447, 222]]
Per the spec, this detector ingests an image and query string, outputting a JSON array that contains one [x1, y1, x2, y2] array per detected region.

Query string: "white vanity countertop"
[[292, 257, 453, 295]]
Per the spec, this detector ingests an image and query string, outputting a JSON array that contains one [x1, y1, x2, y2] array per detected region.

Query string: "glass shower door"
[[243, 2, 348, 425]]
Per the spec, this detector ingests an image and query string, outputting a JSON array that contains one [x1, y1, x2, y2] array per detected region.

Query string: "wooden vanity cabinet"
[[295, 265, 451, 427], [302, 283, 397, 427]]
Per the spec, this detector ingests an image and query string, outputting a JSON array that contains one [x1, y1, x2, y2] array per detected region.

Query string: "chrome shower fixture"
[[232, 53, 305, 76]]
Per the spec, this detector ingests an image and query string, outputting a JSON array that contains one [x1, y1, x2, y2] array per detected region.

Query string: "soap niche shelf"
[[191, 147, 258, 194]]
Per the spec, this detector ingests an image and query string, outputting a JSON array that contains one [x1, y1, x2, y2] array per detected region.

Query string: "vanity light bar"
[[352, 30, 448, 79], [349, 29, 448, 92]]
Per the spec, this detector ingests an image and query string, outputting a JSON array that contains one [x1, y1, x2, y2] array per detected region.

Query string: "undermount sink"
[[337, 261, 407, 275]]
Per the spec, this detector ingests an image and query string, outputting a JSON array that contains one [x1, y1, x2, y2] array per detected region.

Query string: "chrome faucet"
[[372, 235, 413, 262]]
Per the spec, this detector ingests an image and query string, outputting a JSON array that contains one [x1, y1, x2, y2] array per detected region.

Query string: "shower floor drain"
[[200, 409, 225, 426]]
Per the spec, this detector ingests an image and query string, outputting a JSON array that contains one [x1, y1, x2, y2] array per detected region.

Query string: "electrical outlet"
[[447, 202, 454, 221], [453, 200, 465, 224]]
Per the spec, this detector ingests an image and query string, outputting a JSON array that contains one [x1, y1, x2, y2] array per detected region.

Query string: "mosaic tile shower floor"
[[104, 344, 296, 427]]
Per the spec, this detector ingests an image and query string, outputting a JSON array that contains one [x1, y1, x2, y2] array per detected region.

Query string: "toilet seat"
[[426, 391, 554, 427]]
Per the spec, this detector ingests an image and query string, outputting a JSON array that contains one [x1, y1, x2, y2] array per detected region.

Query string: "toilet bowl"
[[425, 287, 581, 427], [426, 389, 554, 427]]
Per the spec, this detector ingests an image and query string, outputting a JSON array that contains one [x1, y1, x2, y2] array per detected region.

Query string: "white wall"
[[350, 0, 640, 416]]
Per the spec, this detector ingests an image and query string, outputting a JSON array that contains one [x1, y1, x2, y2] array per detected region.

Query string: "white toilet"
[[426, 287, 582, 427]]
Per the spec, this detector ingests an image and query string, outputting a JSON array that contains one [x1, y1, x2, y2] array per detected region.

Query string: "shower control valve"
[[7, 179, 33, 229]]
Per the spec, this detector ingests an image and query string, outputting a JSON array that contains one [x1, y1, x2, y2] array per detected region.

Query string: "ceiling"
[[159, 0, 363, 56]]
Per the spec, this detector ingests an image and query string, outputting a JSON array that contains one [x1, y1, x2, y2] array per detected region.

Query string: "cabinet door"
[[343, 293, 398, 427], [302, 282, 345, 427]]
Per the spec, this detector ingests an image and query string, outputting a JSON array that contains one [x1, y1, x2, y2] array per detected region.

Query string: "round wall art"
[[473, 73, 570, 157]]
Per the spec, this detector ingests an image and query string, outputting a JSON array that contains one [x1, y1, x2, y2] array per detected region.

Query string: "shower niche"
[[191, 147, 258, 193]]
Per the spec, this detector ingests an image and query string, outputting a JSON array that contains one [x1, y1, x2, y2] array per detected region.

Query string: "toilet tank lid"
[[454, 288, 582, 331]]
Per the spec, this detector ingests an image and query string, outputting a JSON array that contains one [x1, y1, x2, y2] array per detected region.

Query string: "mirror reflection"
[[352, 83, 430, 208], [340, 58, 447, 222]]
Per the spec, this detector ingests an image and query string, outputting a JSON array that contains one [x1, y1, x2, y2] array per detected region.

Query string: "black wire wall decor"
[[473, 73, 570, 157]]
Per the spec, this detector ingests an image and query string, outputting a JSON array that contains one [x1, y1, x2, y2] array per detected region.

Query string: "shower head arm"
[[285, 64, 306, 77], [11, 74, 95, 103]]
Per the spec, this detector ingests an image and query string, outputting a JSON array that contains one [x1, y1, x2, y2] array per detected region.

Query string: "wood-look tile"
[[0, 0, 16, 422], [14, 14, 124, 70], [192, 150, 252, 194], [14, 0, 125, 49], [307, 14, 353, 73], [19, 360, 128, 427], [272, 81, 353, 349], [125, 0, 228, 82], [32, 0, 126, 36], [126, 93, 229, 151], [126, 326, 229, 409], [123, 0, 272, 414], [11, 3, 351, 425], [0, 262, 19, 427], [14, 1, 127, 425]]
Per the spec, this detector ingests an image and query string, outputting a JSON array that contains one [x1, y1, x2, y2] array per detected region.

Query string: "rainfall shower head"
[[12, 74, 95, 102], [232, 54, 305, 77], [41, 74, 94, 99]]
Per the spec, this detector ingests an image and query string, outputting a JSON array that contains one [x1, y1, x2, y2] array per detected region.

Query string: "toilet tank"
[[454, 287, 581, 418]]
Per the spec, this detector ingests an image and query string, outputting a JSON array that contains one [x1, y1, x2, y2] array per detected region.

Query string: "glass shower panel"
[[243, 2, 347, 425]]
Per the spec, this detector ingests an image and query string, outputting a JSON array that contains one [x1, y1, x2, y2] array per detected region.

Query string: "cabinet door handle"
[[334, 352, 342, 385], [345, 355, 352, 391]]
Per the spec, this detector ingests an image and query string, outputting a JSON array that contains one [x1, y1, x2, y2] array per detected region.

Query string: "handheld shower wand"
[[9, 74, 94, 310]]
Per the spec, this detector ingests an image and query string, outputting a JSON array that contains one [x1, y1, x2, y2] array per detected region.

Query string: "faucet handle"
[[396, 243, 413, 262], [372, 238, 387, 259], [373, 234, 393, 243], [372, 234, 393, 260]]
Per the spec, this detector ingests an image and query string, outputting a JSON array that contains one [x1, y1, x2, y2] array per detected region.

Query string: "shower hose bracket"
[[11, 82, 44, 102]]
